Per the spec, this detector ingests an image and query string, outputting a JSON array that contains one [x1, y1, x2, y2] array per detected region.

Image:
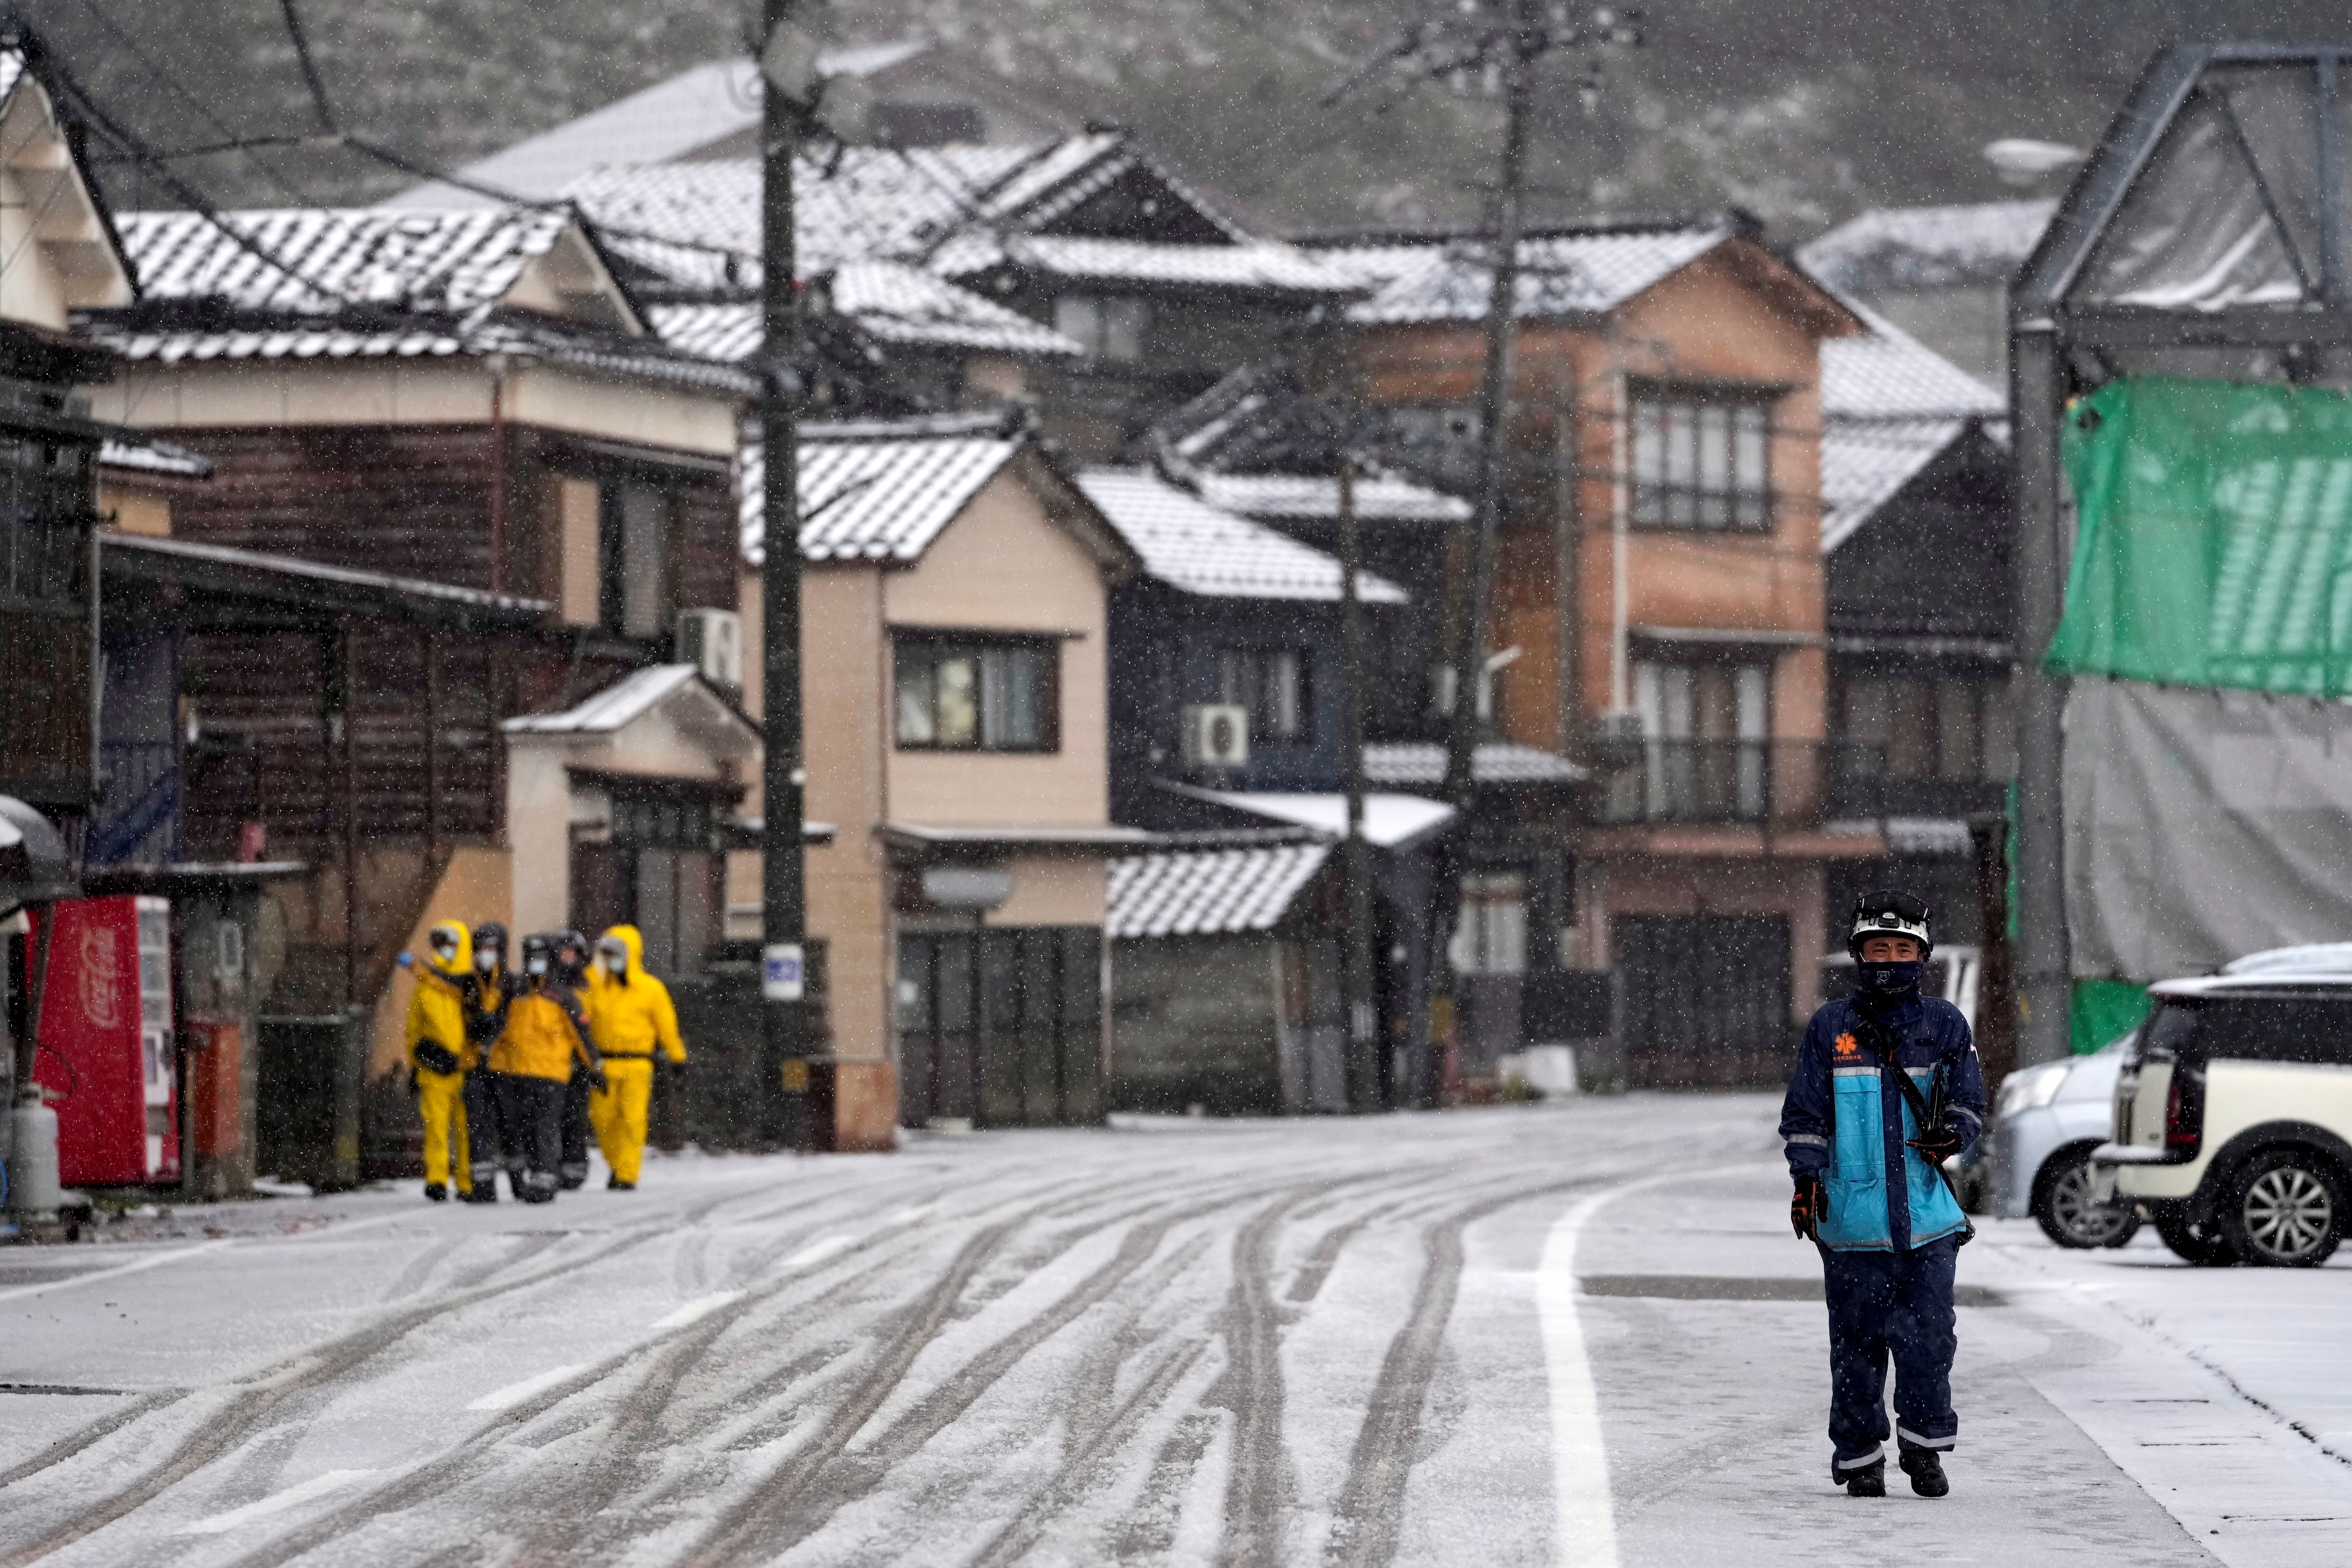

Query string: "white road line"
[[651, 1291, 744, 1330], [0, 1239, 235, 1307], [467, 1364, 589, 1412], [181, 1470, 375, 1534], [1539, 1166, 1773, 1568], [782, 1233, 853, 1269]]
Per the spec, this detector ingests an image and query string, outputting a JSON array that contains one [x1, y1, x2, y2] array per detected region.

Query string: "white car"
[[1987, 1033, 2138, 1247], [2093, 971, 2352, 1266]]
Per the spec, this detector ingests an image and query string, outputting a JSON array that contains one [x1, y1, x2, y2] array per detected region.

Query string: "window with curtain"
[[1630, 391, 1771, 529], [895, 636, 1058, 752], [1216, 646, 1309, 743]]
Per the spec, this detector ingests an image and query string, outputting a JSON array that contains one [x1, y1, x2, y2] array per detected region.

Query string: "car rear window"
[[2149, 995, 2352, 1066]]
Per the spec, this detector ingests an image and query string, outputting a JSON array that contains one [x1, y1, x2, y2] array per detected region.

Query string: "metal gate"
[[1616, 914, 1792, 1088], [897, 926, 1103, 1129]]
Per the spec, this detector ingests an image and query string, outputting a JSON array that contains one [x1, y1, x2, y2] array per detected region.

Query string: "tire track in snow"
[[680, 1217, 1024, 1567], [0, 1180, 784, 1562], [1215, 1186, 1322, 1568]]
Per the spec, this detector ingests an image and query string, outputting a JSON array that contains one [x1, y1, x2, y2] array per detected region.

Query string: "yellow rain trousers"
[[586, 925, 686, 1186], [406, 921, 475, 1194]]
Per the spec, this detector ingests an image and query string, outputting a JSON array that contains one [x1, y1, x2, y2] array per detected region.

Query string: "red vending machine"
[[29, 895, 179, 1185]]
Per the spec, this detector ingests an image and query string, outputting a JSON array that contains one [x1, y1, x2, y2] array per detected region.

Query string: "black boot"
[[1843, 1460, 1886, 1498], [1899, 1449, 1949, 1498], [458, 1186, 498, 1204], [424, 1182, 448, 1202], [607, 1175, 634, 1191]]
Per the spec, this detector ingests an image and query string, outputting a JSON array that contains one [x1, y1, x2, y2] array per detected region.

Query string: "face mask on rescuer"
[[602, 951, 628, 974], [475, 949, 498, 972], [1856, 959, 1923, 999]]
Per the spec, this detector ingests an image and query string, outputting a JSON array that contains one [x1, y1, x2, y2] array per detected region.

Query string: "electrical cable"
[[277, 0, 337, 135]]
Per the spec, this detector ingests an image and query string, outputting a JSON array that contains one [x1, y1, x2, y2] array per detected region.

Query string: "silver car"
[[1989, 1032, 2140, 1247]]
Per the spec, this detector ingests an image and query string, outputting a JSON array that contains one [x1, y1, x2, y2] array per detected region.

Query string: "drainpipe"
[[487, 355, 511, 595]]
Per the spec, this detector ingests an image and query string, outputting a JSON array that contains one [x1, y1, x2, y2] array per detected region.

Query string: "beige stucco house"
[[732, 413, 1144, 1143]]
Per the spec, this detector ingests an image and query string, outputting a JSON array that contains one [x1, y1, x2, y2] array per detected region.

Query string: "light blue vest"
[[1818, 1061, 1969, 1251]]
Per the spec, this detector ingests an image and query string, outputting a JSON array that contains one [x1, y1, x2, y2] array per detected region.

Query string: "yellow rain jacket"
[[490, 982, 601, 1085], [406, 921, 477, 1075], [585, 926, 687, 1063]]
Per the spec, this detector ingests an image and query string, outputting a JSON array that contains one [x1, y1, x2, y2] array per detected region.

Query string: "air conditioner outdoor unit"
[[1182, 704, 1250, 769], [675, 608, 744, 692]]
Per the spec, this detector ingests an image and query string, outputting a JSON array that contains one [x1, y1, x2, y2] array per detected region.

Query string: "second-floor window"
[[895, 636, 1058, 753], [1839, 674, 2015, 782], [600, 482, 674, 640], [1055, 295, 1149, 362], [1217, 646, 1307, 743], [1631, 392, 1771, 530]]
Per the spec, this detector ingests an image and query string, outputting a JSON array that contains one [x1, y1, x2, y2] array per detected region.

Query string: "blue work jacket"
[[1779, 992, 1985, 1252]]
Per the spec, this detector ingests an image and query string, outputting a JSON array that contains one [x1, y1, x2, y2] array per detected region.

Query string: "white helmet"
[[1848, 889, 1931, 959]]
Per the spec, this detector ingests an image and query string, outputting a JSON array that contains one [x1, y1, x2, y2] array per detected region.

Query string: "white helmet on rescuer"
[[1847, 889, 1931, 960]]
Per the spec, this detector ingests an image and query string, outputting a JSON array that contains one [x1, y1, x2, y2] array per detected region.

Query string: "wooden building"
[[1303, 217, 1890, 1087], [73, 204, 762, 1159]]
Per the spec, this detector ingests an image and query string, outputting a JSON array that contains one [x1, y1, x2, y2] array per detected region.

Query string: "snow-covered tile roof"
[[117, 208, 578, 314], [1360, 742, 1587, 787], [565, 138, 1346, 305], [1167, 787, 1458, 849], [81, 306, 761, 399], [1314, 224, 1732, 324], [99, 437, 213, 479], [1817, 300, 2007, 553], [1073, 468, 1407, 604], [739, 415, 1025, 565], [647, 301, 762, 363], [1193, 471, 1469, 525], [504, 665, 703, 733], [830, 262, 1084, 355], [382, 45, 930, 209], [1799, 199, 2058, 294], [1106, 842, 1331, 939], [946, 234, 1358, 294]]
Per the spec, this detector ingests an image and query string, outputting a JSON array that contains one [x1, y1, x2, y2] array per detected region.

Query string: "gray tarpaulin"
[[2065, 675, 2352, 979]]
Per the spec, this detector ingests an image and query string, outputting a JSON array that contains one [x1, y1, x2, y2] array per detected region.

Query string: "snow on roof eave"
[[382, 44, 932, 211], [503, 664, 758, 754], [1157, 783, 1459, 852], [1818, 418, 1972, 555]]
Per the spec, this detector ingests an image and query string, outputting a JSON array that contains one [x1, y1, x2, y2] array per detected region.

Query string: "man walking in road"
[[585, 925, 687, 1191], [1781, 890, 1985, 1499]]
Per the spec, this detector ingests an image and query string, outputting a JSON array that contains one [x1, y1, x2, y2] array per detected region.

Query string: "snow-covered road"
[[1, 1095, 2348, 1566]]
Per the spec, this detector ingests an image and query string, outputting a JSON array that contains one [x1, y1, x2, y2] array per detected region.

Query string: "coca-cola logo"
[[79, 924, 123, 1030]]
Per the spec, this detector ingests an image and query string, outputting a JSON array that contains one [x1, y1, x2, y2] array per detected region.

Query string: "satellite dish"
[[1983, 138, 2087, 188]]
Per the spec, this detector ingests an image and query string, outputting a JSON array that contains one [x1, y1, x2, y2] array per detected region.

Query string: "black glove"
[[588, 1065, 609, 1092], [1909, 1126, 1965, 1163], [1791, 1173, 1827, 1239], [405, 1067, 421, 1100]]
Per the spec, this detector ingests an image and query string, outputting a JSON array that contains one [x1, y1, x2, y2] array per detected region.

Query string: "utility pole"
[[1338, 455, 1381, 1112], [1328, 2, 1640, 1103], [760, 0, 811, 1148]]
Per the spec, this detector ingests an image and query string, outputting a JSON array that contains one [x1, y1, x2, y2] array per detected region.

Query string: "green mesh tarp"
[[2051, 377, 2352, 695], [2070, 978, 2151, 1056]]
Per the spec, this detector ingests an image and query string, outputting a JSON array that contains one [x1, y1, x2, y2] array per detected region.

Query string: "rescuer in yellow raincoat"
[[404, 920, 476, 1201], [585, 925, 687, 1191], [489, 933, 605, 1204]]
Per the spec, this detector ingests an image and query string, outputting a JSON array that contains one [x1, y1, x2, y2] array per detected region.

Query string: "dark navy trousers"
[[1820, 1236, 1959, 1474]]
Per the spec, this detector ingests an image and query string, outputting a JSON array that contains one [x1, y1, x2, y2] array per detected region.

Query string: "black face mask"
[[1856, 959, 1923, 1000]]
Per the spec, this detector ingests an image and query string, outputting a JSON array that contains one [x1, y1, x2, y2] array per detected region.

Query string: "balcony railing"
[[1599, 739, 2012, 827]]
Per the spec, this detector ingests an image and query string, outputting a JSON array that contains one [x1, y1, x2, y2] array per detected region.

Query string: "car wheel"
[[2220, 1149, 2345, 1268], [2035, 1148, 2143, 1250], [2154, 1213, 2237, 1266]]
